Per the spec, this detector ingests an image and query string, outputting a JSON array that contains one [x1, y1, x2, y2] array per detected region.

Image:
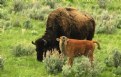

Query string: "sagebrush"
[[0, 56, 4, 70], [43, 49, 65, 74], [62, 56, 104, 77], [12, 42, 35, 57]]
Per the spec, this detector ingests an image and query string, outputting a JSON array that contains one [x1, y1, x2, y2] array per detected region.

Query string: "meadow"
[[0, 0, 121, 77]]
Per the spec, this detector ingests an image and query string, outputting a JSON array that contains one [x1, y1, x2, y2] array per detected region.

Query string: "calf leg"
[[68, 57, 73, 67], [88, 50, 94, 65]]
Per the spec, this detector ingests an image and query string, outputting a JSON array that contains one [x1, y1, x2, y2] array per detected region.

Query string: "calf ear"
[[56, 38, 59, 41]]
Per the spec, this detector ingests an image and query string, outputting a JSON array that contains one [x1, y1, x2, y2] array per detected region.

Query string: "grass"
[[0, 0, 121, 77], [0, 28, 121, 77], [94, 29, 121, 61], [0, 28, 58, 77]]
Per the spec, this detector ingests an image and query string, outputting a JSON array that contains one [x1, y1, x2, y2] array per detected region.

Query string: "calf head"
[[32, 39, 47, 61], [56, 36, 68, 53]]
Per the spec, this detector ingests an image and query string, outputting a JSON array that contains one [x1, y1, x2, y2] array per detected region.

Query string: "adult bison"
[[32, 7, 95, 61]]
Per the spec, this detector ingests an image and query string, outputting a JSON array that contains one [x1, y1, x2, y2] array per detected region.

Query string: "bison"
[[56, 36, 100, 66], [32, 7, 96, 61]]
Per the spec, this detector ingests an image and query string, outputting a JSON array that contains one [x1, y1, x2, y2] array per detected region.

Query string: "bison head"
[[32, 39, 47, 61]]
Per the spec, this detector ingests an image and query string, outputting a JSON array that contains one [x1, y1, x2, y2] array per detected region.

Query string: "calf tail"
[[93, 41, 101, 50]]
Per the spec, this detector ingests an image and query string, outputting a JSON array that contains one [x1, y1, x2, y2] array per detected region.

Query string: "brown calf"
[[56, 36, 100, 66]]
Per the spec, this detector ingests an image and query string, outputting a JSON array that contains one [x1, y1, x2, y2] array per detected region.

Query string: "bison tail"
[[93, 41, 101, 50]]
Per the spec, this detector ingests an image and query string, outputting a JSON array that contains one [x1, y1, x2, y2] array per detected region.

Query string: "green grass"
[[0, 0, 121, 77], [94, 29, 121, 61], [0, 28, 121, 77], [0, 28, 60, 77]]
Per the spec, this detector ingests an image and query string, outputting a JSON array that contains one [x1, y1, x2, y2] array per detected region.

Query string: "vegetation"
[[12, 42, 35, 57], [62, 56, 104, 77], [0, 0, 121, 77], [43, 49, 64, 75], [0, 56, 4, 70]]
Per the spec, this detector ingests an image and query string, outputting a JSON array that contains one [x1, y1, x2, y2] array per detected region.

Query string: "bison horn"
[[32, 41, 35, 45], [42, 39, 47, 45]]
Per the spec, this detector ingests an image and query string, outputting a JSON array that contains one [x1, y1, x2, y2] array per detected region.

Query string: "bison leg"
[[87, 29, 95, 40]]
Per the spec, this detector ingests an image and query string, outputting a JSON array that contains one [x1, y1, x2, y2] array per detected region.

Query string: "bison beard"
[[32, 7, 96, 61]]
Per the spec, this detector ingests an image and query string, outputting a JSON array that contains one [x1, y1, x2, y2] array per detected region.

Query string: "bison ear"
[[56, 38, 59, 41], [42, 39, 47, 46]]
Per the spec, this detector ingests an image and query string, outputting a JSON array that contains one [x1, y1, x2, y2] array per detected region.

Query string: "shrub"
[[96, 10, 117, 34], [12, 0, 24, 13], [12, 20, 21, 27], [104, 55, 114, 67], [32, 1, 41, 8], [29, 6, 50, 21], [0, 0, 6, 5], [0, 20, 6, 29], [44, 0, 56, 8], [0, 9, 9, 20], [30, 8, 43, 20], [0, 56, 4, 70], [113, 66, 121, 75], [105, 49, 121, 68], [4, 21, 12, 30], [71, 57, 92, 77], [0, 20, 11, 30], [91, 60, 104, 77], [43, 49, 65, 75], [116, 17, 121, 29], [10, 17, 21, 27], [62, 56, 104, 77], [62, 65, 72, 77], [23, 19, 32, 29], [105, 49, 121, 75], [113, 50, 121, 68], [0, 9, 5, 19], [98, 0, 107, 9], [12, 43, 35, 57]]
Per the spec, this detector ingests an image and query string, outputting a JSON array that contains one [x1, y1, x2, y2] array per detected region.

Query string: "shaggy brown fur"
[[46, 7, 95, 39], [57, 36, 100, 66], [32, 7, 96, 61]]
